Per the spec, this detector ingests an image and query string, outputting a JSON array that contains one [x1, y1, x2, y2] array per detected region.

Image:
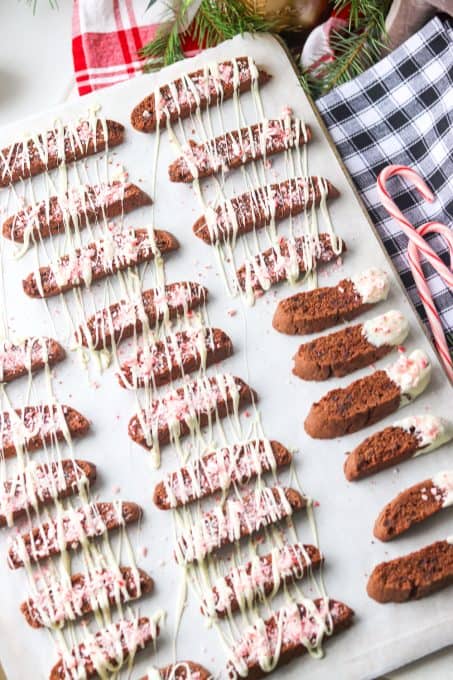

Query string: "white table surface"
[[0, 3, 451, 678]]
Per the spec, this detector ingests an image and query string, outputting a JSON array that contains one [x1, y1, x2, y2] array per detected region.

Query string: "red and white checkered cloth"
[[72, 0, 201, 95]]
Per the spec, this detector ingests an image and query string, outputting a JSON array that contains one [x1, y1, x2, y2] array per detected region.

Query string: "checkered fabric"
[[317, 15, 453, 350]]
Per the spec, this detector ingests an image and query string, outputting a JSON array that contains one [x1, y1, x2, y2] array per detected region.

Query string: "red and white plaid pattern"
[[72, 0, 159, 95], [72, 0, 202, 96]]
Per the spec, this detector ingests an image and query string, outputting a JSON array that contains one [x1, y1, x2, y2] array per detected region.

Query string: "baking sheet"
[[0, 32, 452, 680]]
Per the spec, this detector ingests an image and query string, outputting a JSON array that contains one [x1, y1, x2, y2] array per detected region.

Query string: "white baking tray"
[[0, 33, 452, 680]]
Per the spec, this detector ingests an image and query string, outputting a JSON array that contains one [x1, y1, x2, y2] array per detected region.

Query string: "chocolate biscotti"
[[0, 404, 90, 459], [236, 233, 345, 300], [193, 176, 338, 245], [49, 616, 159, 680], [0, 337, 65, 383], [131, 57, 271, 133], [23, 228, 178, 298], [7, 500, 141, 569], [129, 374, 256, 452], [0, 459, 96, 527], [273, 267, 389, 335], [169, 119, 311, 182], [374, 471, 453, 541], [201, 542, 322, 618], [304, 349, 431, 439], [153, 439, 291, 510], [75, 281, 208, 350], [367, 540, 453, 603], [175, 486, 306, 564], [344, 415, 453, 481], [226, 598, 354, 679], [21, 566, 153, 629], [118, 326, 232, 389], [3, 182, 151, 244], [293, 310, 409, 381], [0, 119, 124, 188]]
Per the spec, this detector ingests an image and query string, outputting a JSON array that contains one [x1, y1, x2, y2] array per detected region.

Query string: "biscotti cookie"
[[2, 182, 151, 243], [153, 439, 292, 510], [128, 374, 256, 453], [201, 542, 323, 618], [193, 177, 338, 245], [344, 415, 453, 481], [226, 598, 354, 679], [169, 119, 311, 183], [374, 471, 453, 541], [367, 540, 453, 603], [118, 326, 232, 389], [49, 616, 159, 680], [0, 404, 90, 458], [0, 459, 96, 527], [141, 662, 212, 680], [236, 233, 345, 300], [21, 566, 153, 629], [75, 281, 208, 350], [304, 349, 431, 439], [293, 310, 409, 381], [273, 267, 389, 335], [131, 57, 271, 132], [0, 336, 65, 383], [23, 228, 179, 298], [7, 500, 141, 569], [175, 486, 306, 564], [0, 119, 124, 188]]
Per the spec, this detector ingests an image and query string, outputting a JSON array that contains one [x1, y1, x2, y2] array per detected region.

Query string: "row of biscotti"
[[274, 265, 453, 609]]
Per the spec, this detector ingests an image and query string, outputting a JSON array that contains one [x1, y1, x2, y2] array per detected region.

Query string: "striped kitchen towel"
[[317, 15, 453, 350]]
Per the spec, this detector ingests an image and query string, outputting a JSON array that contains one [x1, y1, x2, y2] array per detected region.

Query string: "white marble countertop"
[[0, 3, 451, 678]]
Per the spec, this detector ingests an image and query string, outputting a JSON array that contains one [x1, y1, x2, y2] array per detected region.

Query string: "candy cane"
[[377, 165, 453, 382]]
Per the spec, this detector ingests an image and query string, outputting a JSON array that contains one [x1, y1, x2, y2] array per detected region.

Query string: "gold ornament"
[[242, 0, 329, 31]]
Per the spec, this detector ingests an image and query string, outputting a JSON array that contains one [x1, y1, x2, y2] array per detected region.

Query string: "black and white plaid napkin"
[[317, 15, 453, 350]]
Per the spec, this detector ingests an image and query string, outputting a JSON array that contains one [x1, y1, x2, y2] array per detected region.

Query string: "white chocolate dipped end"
[[350, 267, 389, 304], [385, 349, 431, 405], [395, 414, 453, 455], [431, 471, 453, 508], [362, 310, 409, 348]]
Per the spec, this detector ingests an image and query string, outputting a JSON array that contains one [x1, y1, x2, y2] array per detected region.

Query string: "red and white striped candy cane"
[[377, 165, 453, 382]]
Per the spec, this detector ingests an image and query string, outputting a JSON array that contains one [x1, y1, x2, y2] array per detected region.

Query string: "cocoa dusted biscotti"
[[23, 228, 179, 298], [2, 181, 151, 244], [75, 281, 208, 350], [118, 326, 233, 389], [374, 470, 453, 542], [367, 540, 453, 603], [273, 267, 390, 335], [0, 403, 90, 459], [131, 57, 271, 133], [20, 567, 154, 628], [0, 459, 96, 527], [0, 119, 124, 188], [141, 662, 213, 680], [49, 616, 159, 680], [0, 336, 65, 383], [128, 374, 256, 452], [236, 233, 345, 300], [153, 439, 291, 510], [193, 176, 338, 245], [344, 415, 453, 481], [21, 565, 153, 629], [175, 486, 306, 565], [304, 349, 431, 439], [226, 598, 354, 679], [169, 119, 311, 183], [201, 542, 323, 619], [7, 500, 141, 569], [293, 310, 409, 381]]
